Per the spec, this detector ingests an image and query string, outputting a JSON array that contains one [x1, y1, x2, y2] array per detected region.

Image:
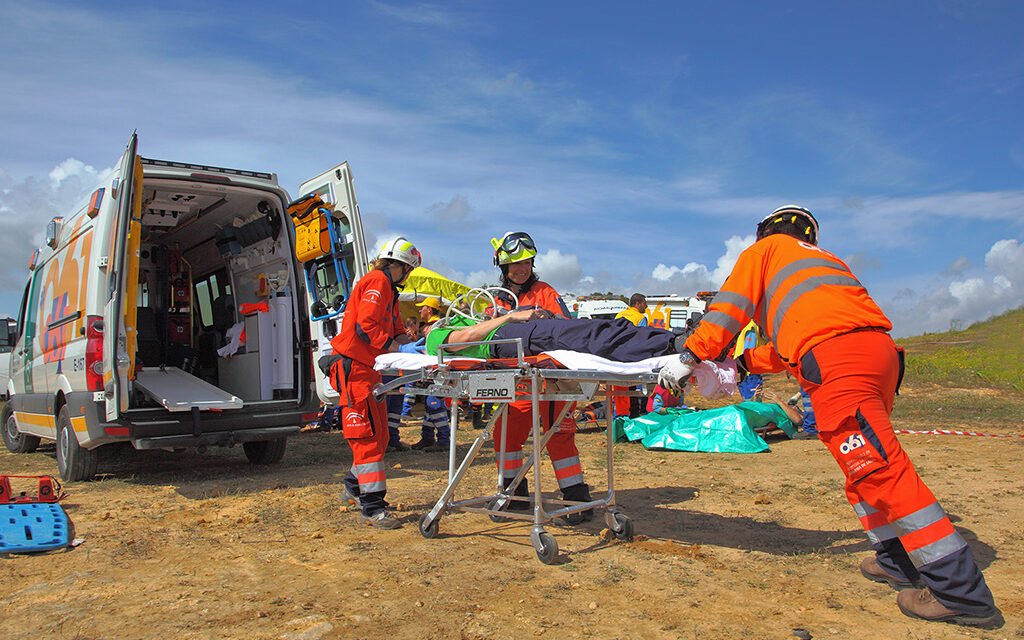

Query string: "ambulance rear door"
[[102, 133, 141, 421], [296, 162, 369, 403]]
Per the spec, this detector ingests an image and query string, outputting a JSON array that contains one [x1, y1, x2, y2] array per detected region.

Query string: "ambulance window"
[[15, 280, 30, 339], [195, 280, 214, 328], [194, 271, 230, 329]]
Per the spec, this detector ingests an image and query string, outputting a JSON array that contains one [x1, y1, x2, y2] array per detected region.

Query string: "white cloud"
[[0, 158, 112, 292], [885, 238, 1024, 336], [371, 1, 463, 27], [534, 249, 582, 293], [427, 194, 472, 224]]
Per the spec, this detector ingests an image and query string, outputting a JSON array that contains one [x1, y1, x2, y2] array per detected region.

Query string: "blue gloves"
[[398, 338, 426, 354]]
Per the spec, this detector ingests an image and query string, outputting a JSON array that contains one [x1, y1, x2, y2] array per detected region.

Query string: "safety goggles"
[[499, 232, 536, 255]]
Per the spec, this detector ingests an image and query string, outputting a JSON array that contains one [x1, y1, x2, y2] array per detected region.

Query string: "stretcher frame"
[[375, 338, 657, 564]]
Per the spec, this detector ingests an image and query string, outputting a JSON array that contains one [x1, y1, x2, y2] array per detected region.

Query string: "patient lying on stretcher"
[[425, 308, 688, 362]]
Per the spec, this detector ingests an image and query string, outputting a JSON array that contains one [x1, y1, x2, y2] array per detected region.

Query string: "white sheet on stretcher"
[[374, 351, 673, 374], [373, 351, 739, 397]]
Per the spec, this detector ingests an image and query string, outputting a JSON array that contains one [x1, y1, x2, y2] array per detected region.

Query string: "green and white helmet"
[[377, 236, 422, 268], [491, 231, 538, 266]]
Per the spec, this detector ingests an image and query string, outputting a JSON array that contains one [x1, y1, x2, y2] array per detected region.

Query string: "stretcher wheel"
[[418, 513, 440, 539], [606, 509, 630, 540], [534, 531, 559, 564], [487, 498, 509, 523]]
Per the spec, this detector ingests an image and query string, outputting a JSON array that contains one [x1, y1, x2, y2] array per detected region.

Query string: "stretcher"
[[374, 339, 667, 564]]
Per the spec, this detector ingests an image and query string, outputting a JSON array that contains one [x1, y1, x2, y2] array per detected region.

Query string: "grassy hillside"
[[898, 306, 1024, 392]]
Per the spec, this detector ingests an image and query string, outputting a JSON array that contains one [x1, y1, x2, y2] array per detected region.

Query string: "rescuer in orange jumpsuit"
[[658, 206, 999, 627], [328, 236, 424, 529], [487, 231, 592, 523]]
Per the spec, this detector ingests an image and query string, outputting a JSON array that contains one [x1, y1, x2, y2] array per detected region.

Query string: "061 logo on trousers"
[[840, 434, 867, 455]]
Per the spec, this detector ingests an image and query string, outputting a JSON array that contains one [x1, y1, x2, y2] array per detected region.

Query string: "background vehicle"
[[0, 318, 15, 400], [565, 296, 627, 320], [1, 134, 368, 480], [644, 292, 715, 331]]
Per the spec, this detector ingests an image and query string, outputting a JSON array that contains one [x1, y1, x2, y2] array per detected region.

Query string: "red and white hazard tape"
[[895, 429, 1024, 439]]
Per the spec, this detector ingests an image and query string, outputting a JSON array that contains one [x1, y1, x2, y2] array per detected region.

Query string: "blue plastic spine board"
[[0, 503, 71, 554]]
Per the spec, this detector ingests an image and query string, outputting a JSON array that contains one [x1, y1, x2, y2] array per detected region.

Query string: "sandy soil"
[[1, 378, 1021, 640]]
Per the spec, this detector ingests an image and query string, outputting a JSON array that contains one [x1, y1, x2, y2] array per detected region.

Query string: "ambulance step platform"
[[135, 367, 244, 412], [0, 503, 72, 554]]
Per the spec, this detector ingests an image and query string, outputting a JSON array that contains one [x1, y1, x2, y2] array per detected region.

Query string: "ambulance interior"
[[130, 178, 303, 409]]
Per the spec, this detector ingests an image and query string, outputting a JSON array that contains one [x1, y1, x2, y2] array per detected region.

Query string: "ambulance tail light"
[[85, 316, 104, 391]]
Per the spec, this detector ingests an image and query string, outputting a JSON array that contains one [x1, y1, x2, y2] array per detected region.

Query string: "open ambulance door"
[[296, 162, 369, 404], [102, 133, 142, 421]]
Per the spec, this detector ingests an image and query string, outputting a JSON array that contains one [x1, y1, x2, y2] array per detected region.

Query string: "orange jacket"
[[493, 280, 570, 318], [685, 234, 891, 375], [330, 269, 404, 367]]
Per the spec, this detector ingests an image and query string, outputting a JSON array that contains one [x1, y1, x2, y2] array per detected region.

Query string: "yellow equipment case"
[[288, 194, 333, 263]]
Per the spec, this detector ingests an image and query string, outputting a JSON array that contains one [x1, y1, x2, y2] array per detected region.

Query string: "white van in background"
[[0, 318, 15, 400], [644, 292, 715, 331], [565, 297, 628, 320], [0, 133, 369, 481]]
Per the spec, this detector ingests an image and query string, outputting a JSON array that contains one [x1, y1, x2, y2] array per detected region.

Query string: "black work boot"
[[559, 483, 594, 525], [506, 478, 531, 512], [490, 478, 531, 521]]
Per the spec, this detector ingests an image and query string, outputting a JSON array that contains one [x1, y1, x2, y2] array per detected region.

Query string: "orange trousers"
[[493, 399, 584, 491], [330, 357, 390, 515], [798, 330, 994, 615]]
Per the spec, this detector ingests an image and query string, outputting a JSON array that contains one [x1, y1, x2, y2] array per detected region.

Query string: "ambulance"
[[0, 133, 368, 481], [566, 297, 627, 320], [644, 293, 714, 331]]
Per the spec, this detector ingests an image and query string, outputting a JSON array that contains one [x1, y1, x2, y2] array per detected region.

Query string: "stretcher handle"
[[438, 337, 525, 367], [371, 370, 426, 400]]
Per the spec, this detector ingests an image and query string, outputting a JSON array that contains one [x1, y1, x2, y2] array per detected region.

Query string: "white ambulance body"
[[568, 298, 628, 320], [1, 133, 368, 480], [643, 293, 713, 331]]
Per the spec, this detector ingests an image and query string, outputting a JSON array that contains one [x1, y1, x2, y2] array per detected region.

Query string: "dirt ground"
[[1, 378, 1021, 640]]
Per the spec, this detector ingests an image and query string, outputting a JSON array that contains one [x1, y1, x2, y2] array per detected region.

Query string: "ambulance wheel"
[[610, 512, 634, 541], [535, 531, 559, 565], [2, 403, 40, 454], [243, 437, 287, 465], [418, 513, 440, 539], [56, 406, 99, 482]]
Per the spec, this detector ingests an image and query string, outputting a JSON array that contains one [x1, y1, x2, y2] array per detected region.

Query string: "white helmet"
[[756, 205, 819, 245], [376, 236, 422, 268]]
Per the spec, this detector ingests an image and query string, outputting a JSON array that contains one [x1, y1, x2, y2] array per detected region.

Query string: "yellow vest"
[[615, 307, 646, 326], [733, 321, 761, 358]]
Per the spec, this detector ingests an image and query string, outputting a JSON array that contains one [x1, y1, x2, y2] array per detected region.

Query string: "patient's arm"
[[442, 309, 538, 351]]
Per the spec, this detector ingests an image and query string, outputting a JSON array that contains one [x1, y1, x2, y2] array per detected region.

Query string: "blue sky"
[[1, 1, 1022, 336]]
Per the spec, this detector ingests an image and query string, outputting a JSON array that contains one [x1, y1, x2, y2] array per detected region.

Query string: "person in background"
[[800, 389, 817, 435], [736, 321, 764, 402], [411, 297, 450, 451], [646, 383, 682, 414], [658, 205, 998, 627], [615, 293, 649, 418], [487, 231, 589, 523], [326, 236, 424, 529], [615, 293, 649, 326]]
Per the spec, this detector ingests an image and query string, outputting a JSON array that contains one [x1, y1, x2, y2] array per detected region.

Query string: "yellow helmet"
[[491, 231, 538, 266]]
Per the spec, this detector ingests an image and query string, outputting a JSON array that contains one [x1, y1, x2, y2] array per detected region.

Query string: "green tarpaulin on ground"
[[613, 402, 798, 453]]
